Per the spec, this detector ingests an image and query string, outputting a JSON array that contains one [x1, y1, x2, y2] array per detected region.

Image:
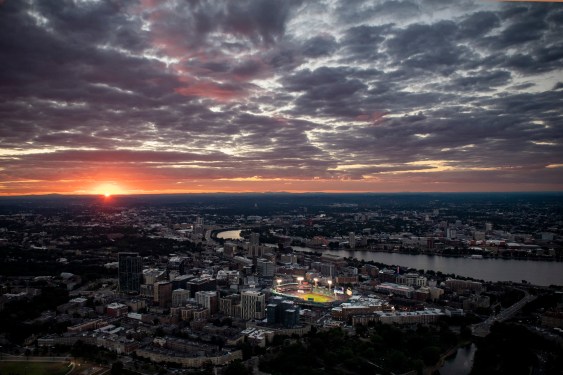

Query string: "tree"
[[355, 323, 368, 337], [224, 360, 251, 375], [111, 361, 123, 375], [421, 346, 441, 366], [202, 360, 214, 375]]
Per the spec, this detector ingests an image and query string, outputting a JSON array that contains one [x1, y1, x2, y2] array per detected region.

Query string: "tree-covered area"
[[259, 323, 459, 375], [112, 235, 199, 256], [0, 246, 116, 278], [471, 323, 563, 375], [70, 341, 118, 364], [0, 286, 69, 344]]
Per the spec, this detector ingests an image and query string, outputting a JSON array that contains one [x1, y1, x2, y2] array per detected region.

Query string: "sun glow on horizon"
[[91, 182, 126, 196]]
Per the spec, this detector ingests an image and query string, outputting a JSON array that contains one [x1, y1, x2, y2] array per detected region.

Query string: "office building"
[[118, 252, 142, 294], [187, 277, 217, 298], [172, 289, 190, 307], [195, 291, 218, 314], [241, 290, 265, 320], [267, 297, 300, 328], [154, 281, 172, 308], [250, 233, 260, 246], [219, 294, 241, 317], [349, 232, 356, 249], [257, 258, 275, 277]]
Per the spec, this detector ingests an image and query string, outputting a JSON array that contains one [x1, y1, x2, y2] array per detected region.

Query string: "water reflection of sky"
[[440, 344, 476, 375]]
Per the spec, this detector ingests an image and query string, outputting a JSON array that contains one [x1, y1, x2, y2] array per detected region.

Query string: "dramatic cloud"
[[0, 0, 562, 195]]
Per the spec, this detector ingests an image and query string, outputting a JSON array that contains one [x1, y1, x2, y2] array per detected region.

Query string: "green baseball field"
[[296, 292, 335, 303]]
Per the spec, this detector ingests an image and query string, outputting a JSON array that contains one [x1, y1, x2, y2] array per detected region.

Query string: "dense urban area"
[[0, 193, 562, 375]]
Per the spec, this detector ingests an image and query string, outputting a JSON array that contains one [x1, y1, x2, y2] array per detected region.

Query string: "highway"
[[471, 288, 536, 337]]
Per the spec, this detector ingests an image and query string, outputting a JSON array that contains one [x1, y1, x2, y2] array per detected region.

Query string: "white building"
[[349, 232, 356, 249], [241, 290, 265, 320], [396, 273, 427, 287]]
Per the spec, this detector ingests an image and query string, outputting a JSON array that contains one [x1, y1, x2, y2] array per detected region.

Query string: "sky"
[[0, 0, 562, 196]]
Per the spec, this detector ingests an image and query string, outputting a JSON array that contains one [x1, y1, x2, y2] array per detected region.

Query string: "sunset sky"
[[1, 0, 562, 195]]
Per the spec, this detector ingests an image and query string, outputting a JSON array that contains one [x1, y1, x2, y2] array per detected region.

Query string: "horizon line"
[[1, 190, 562, 198]]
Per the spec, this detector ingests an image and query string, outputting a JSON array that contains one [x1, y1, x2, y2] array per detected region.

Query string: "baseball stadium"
[[271, 280, 351, 306]]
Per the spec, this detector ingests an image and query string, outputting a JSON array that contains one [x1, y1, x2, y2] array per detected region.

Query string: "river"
[[216, 230, 243, 240], [216, 230, 563, 286], [293, 247, 563, 286], [440, 343, 476, 375]]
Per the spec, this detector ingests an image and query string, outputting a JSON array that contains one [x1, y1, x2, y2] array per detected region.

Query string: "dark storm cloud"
[[339, 24, 392, 63], [385, 20, 481, 76], [301, 35, 338, 58], [0, 0, 562, 192], [222, 0, 301, 45], [458, 11, 501, 38], [447, 70, 512, 92]]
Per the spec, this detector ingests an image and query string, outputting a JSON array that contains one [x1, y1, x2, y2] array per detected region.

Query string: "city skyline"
[[1, 0, 562, 196]]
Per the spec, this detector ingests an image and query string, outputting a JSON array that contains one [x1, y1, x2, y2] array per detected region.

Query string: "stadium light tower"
[[327, 279, 332, 291], [297, 276, 304, 285], [313, 278, 318, 288], [276, 278, 282, 291]]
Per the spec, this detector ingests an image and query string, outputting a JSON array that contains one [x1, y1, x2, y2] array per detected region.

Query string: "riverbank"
[[214, 229, 563, 285], [294, 245, 560, 262], [215, 229, 561, 263], [291, 247, 563, 286], [424, 341, 474, 375]]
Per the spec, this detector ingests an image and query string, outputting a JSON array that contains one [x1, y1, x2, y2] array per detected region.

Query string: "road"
[[471, 288, 536, 337], [0, 355, 70, 363]]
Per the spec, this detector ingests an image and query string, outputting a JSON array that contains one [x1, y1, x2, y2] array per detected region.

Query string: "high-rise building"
[[143, 268, 166, 285], [247, 233, 264, 258], [349, 232, 356, 249], [219, 294, 241, 317], [257, 258, 275, 277], [195, 291, 218, 314], [154, 281, 173, 308], [320, 263, 335, 278], [172, 289, 190, 307], [172, 275, 194, 290], [118, 252, 142, 294], [250, 233, 260, 246], [267, 297, 300, 328], [186, 277, 217, 298], [241, 290, 265, 320]]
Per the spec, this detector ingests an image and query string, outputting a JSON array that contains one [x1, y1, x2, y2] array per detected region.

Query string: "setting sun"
[[91, 182, 126, 196]]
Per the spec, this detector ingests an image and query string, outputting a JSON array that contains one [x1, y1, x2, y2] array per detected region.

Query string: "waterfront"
[[216, 230, 563, 286], [295, 247, 563, 286], [440, 344, 476, 375], [216, 230, 243, 240]]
